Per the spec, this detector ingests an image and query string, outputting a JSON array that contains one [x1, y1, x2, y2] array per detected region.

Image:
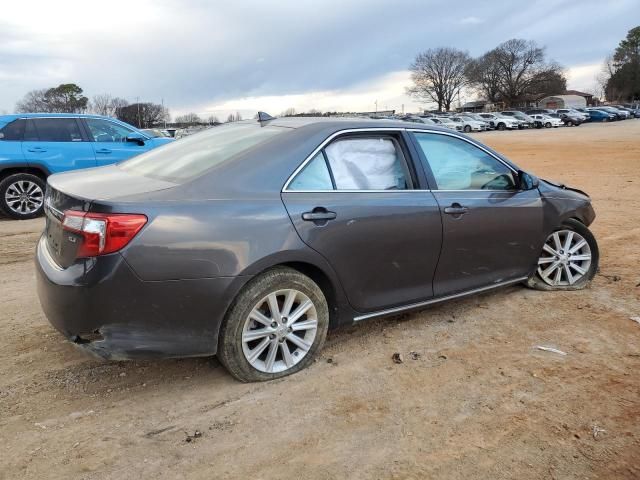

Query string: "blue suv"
[[0, 114, 173, 219]]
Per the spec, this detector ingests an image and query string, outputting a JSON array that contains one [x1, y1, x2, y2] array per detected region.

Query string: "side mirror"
[[518, 170, 539, 190], [126, 133, 146, 146]]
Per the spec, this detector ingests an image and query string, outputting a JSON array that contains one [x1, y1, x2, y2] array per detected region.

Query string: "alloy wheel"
[[4, 180, 44, 215], [241, 289, 318, 373], [537, 229, 592, 286]]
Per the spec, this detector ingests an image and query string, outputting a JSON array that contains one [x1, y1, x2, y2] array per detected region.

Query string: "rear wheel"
[[566, 120, 573, 126], [526, 219, 599, 291], [0, 173, 46, 220], [217, 267, 329, 382], [497, 123, 506, 131]]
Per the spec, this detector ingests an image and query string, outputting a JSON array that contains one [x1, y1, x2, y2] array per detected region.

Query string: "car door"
[[410, 130, 544, 297], [281, 131, 443, 313], [82, 118, 153, 166], [21, 118, 96, 174]]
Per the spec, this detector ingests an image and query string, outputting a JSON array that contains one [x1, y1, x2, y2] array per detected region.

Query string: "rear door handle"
[[444, 203, 468, 215], [27, 147, 46, 152], [302, 211, 337, 221], [96, 148, 112, 154]]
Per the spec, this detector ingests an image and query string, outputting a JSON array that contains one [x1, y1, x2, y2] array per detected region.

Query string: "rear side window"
[[288, 135, 410, 191], [326, 138, 408, 190], [0, 119, 25, 141], [32, 118, 83, 142], [120, 122, 288, 182], [288, 152, 334, 190]]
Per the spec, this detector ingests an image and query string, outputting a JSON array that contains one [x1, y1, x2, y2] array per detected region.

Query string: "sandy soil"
[[1, 121, 639, 480]]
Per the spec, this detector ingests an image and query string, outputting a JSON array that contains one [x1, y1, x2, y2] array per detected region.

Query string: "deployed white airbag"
[[325, 138, 405, 190]]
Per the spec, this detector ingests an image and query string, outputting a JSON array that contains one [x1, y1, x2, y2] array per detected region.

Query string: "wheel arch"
[[232, 252, 351, 329], [0, 164, 50, 181]]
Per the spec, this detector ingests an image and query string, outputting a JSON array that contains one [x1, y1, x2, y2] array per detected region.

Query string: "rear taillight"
[[62, 210, 147, 258]]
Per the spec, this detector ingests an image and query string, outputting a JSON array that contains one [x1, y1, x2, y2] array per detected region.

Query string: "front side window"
[[325, 137, 408, 190], [0, 119, 25, 141], [86, 118, 134, 143], [413, 132, 516, 191], [32, 118, 83, 142]]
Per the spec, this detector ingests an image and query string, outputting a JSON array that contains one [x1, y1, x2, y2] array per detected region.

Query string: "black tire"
[[217, 267, 329, 382], [526, 219, 599, 291], [566, 120, 573, 127], [463, 125, 471, 133], [497, 123, 506, 131], [545, 122, 552, 128], [0, 173, 46, 220]]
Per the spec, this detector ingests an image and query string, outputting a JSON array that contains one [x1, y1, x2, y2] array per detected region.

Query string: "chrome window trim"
[[353, 276, 529, 322], [282, 127, 518, 193]]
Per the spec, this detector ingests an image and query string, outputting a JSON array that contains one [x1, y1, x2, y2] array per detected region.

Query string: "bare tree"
[[466, 50, 502, 103], [175, 112, 202, 124], [15, 89, 49, 112], [90, 94, 112, 116], [206, 115, 220, 124], [407, 47, 471, 111], [91, 94, 129, 118], [225, 112, 243, 122], [281, 107, 296, 117]]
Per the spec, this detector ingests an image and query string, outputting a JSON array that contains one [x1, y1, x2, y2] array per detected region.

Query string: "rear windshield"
[[120, 122, 288, 182]]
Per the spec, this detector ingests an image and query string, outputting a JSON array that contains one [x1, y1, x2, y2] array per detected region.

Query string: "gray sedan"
[[36, 116, 599, 381]]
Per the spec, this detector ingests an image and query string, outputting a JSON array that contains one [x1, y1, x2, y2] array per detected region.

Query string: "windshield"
[[120, 122, 288, 182]]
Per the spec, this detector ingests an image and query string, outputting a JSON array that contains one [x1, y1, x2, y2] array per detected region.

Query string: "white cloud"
[[176, 70, 431, 119], [459, 16, 484, 25], [565, 62, 602, 93]]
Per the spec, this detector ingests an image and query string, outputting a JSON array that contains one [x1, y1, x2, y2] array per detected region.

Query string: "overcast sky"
[[0, 0, 637, 118]]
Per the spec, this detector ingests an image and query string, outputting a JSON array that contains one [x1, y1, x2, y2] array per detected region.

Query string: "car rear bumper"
[[35, 236, 246, 360]]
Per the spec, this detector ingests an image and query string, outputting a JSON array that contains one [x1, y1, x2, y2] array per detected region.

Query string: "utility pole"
[[374, 100, 378, 113], [136, 96, 141, 128], [161, 98, 166, 128]]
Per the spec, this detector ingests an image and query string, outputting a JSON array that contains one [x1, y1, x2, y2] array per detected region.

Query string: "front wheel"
[[217, 267, 329, 382], [545, 122, 552, 128], [463, 125, 471, 133], [526, 219, 599, 291], [497, 123, 506, 131], [0, 173, 46, 220]]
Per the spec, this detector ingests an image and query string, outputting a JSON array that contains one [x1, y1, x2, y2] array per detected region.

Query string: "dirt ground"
[[1, 120, 639, 480]]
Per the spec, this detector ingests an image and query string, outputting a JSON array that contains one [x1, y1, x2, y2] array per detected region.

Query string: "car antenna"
[[257, 111, 275, 122]]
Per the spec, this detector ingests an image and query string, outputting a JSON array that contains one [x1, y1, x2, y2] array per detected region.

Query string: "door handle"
[[302, 210, 337, 221], [444, 203, 468, 215], [95, 148, 112, 154], [27, 147, 46, 152]]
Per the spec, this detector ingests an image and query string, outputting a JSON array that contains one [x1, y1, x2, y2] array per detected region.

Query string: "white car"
[[478, 113, 520, 130], [431, 117, 463, 131], [556, 108, 589, 121], [404, 116, 437, 125], [531, 114, 563, 128], [451, 116, 487, 132]]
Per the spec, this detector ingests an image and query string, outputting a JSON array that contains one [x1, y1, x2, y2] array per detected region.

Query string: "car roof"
[[0, 113, 136, 122]]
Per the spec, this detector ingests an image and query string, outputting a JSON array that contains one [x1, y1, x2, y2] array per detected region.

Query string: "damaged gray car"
[[36, 115, 599, 382]]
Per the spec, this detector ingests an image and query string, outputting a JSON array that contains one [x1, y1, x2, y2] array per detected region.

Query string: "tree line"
[[15, 85, 170, 128], [408, 38, 567, 111], [600, 26, 640, 102]]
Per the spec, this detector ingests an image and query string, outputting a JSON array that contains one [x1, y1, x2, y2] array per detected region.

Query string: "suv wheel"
[[0, 173, 46, 220], [218, 267, 329, 382]]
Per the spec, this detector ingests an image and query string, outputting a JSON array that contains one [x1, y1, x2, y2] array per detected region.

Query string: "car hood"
[[47, 164, 177, 202]]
